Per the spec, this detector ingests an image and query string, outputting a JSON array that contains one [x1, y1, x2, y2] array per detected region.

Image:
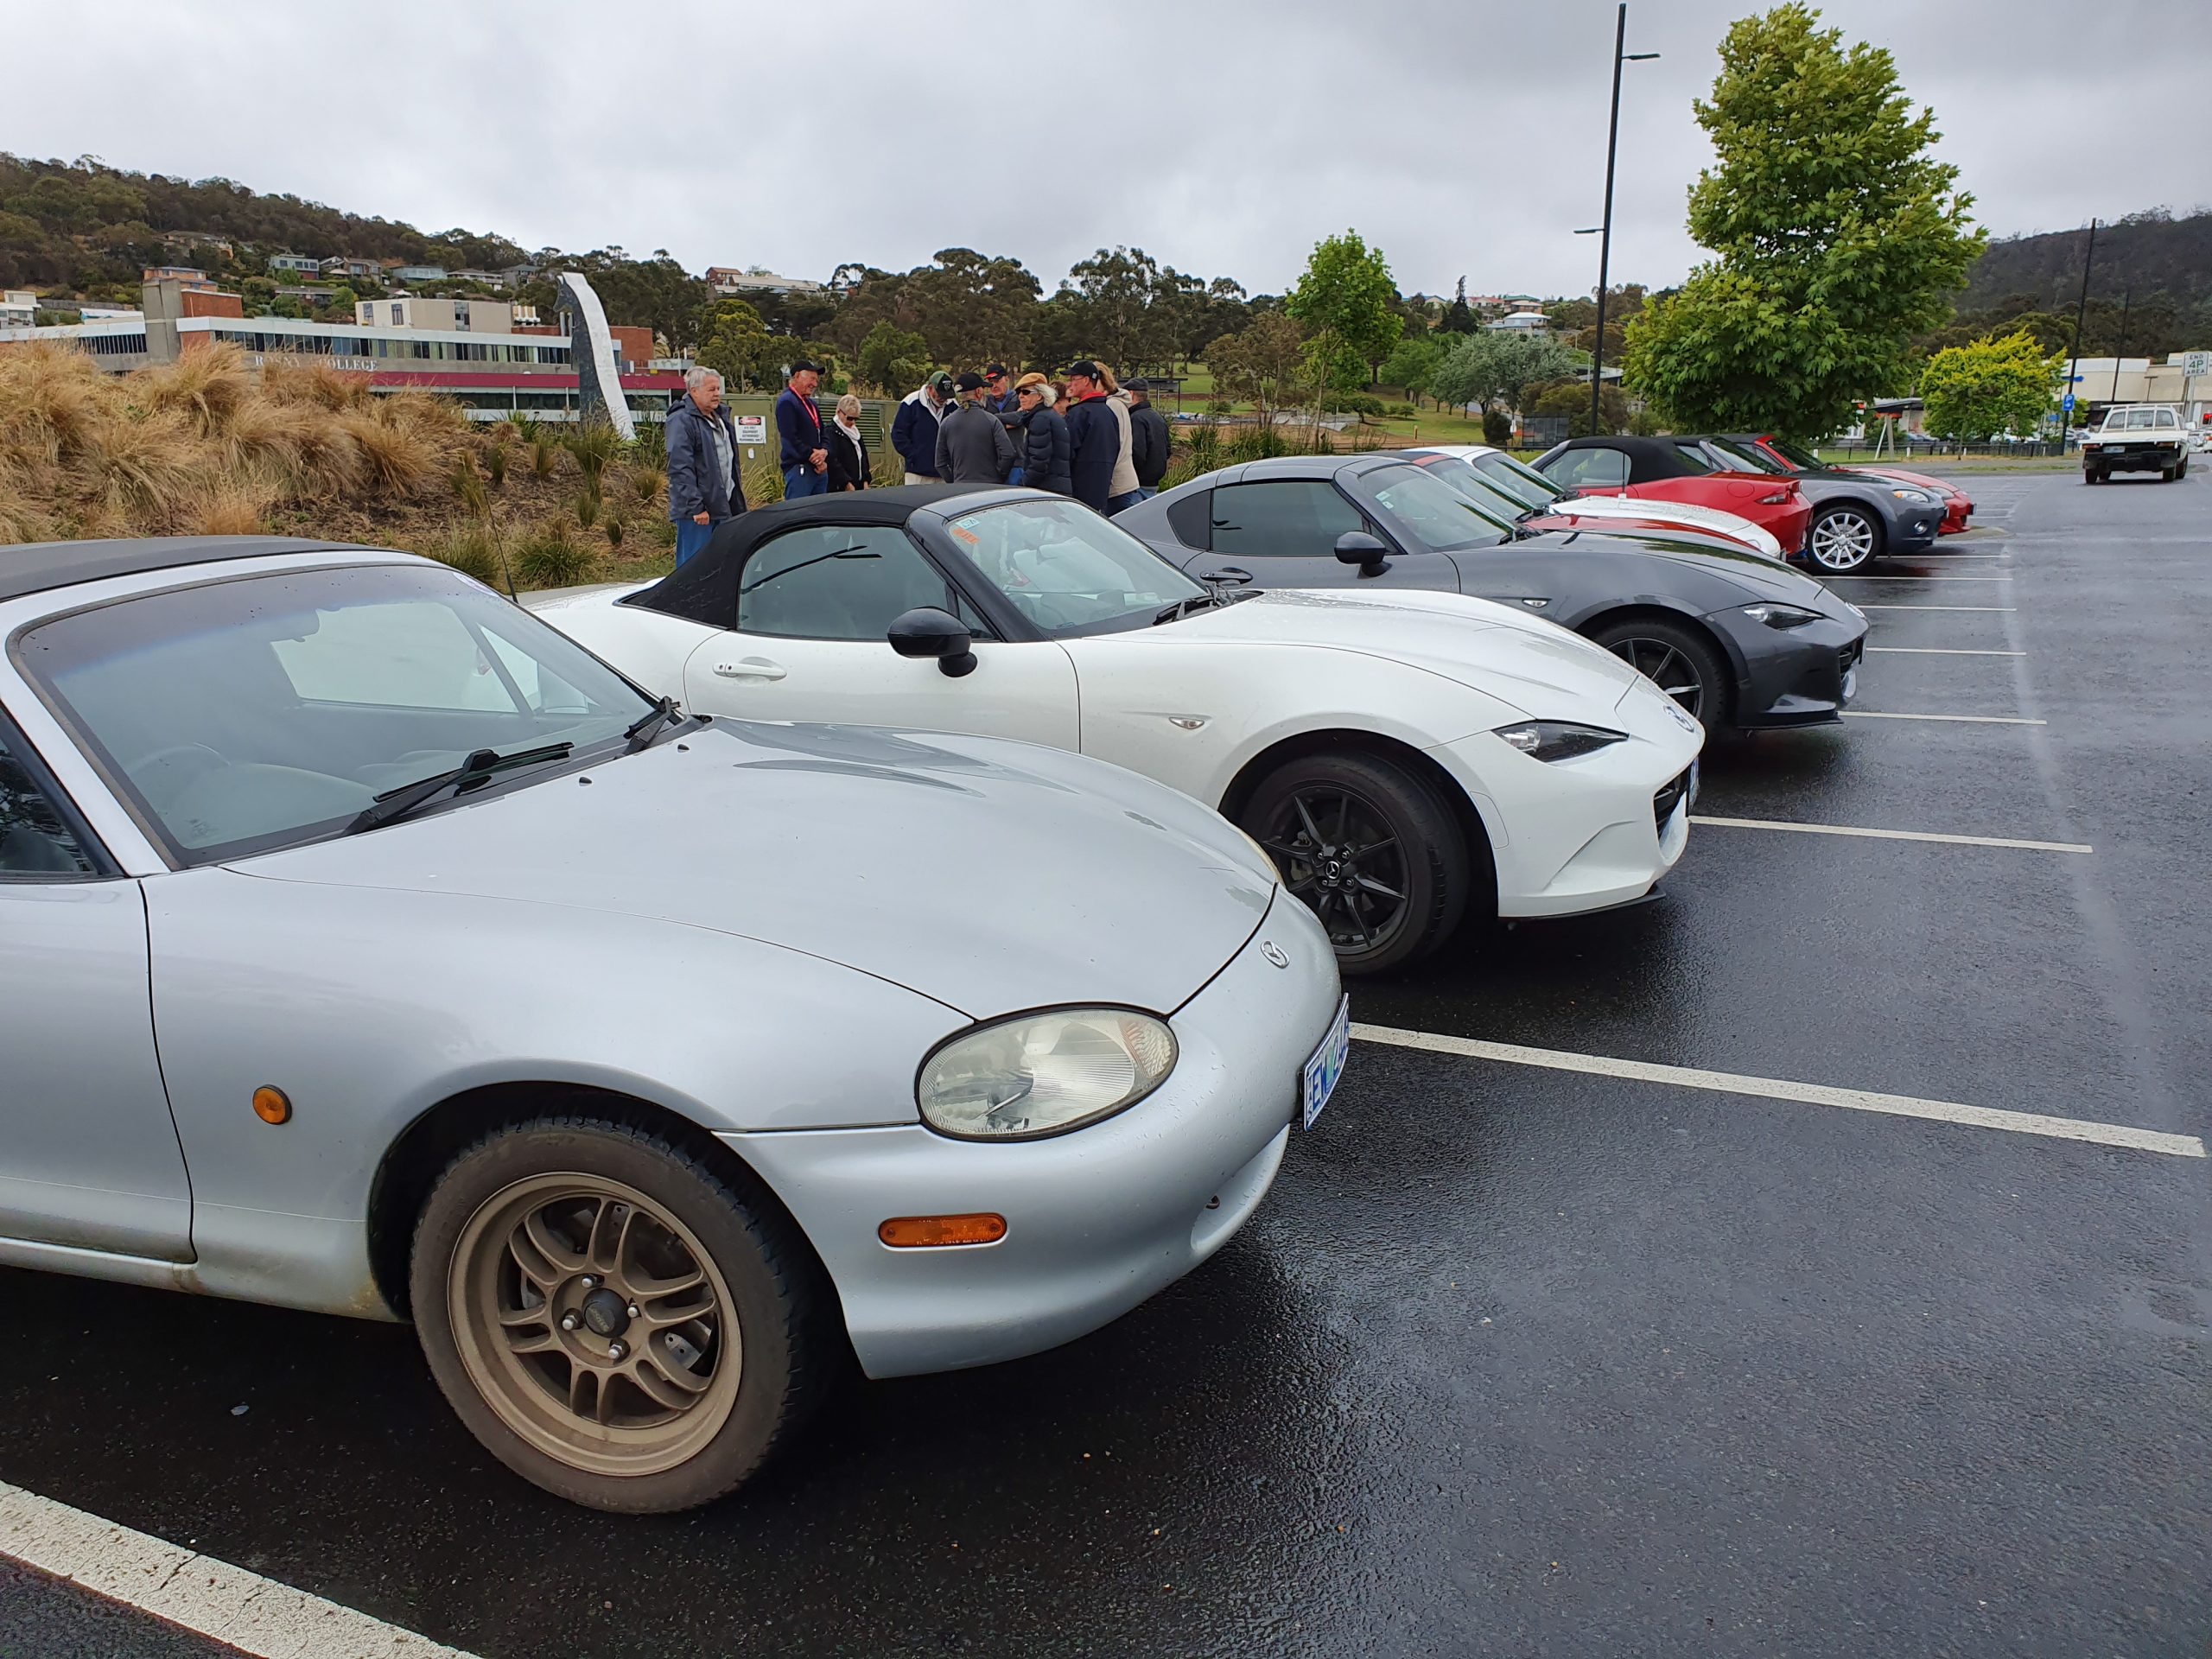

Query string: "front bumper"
[[1428, 699, 1702, 919], [721, 892, 1343, 1379], [1719, 609, 1866, 728], [1891, 511, 1941, 552]]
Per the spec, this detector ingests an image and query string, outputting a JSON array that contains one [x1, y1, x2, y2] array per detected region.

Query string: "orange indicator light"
[[251, 1086, 292, 1125], [877, 1213, 1007, 1249]]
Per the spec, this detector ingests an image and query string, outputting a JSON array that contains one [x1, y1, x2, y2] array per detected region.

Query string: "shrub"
[[1224, 425, 1294, 464], [565, 420, 621, 490], [342, 412, 435, 495], [450, 457, 489, 518], [531, 435, 560, 480], [574, 488, 600, 529], [485, 445, 507, 489], [1322, 391, 1385, 416], [141, 347, 255, 435], [514, 520, 594, 588], [630, 463, 666, 504], [422, 524, 508, 588], [1482, 406, 1512, 446], [605, 517, 625, 550]]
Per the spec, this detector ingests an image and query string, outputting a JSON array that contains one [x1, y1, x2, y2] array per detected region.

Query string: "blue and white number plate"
[[1301, 995, 1351, 1129]]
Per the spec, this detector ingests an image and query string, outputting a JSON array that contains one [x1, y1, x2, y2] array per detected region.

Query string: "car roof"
[[0, 536, 375, 604], [628, 482, 1020, 626]]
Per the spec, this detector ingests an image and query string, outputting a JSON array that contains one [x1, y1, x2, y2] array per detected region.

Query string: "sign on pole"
[[2061, 392, 2075, 411], [734, 415, 767, 448], [2183, 351, 2210, 379]]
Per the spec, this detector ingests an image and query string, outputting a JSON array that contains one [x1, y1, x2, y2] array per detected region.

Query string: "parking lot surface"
[[3, 466, 2207, 1657]]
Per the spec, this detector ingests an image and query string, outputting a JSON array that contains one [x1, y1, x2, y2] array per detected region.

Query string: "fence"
[[1820, 439, 2071, 460]]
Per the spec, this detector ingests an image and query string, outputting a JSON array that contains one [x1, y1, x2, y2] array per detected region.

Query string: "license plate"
[[1301, 995, 1351, 1129]]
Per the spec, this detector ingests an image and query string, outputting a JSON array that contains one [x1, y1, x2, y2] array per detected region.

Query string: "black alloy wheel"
[[1240, 751, 1469, 976], [1590, 616, 1730, 728], [1808, 504, 1883, 573]]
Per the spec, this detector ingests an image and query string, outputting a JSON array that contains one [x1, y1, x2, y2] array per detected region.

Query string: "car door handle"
[[1207, 566, 1254, 584], [714, 658, 786, 681]]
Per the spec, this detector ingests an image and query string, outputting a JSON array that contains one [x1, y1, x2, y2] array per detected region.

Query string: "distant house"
[[447, 269, 508, 289], [1484, 309, 1553, 337], [706, 267, 826, 298], [321, 257, 383, 280], [143, 265, 217, 290], [268, 254, 321, 275], [391, 264, 448, 284], [0, 290, 37, 327]]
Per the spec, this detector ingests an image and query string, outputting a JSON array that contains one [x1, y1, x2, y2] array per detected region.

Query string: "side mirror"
[[1334, 531, 1392, 575], [887, 607, 978, 677]]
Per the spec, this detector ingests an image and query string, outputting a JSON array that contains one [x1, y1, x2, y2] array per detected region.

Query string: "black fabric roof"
[[1549, 435, 1705, 485], [628, 485, 1008, 626], [0, 537, 367, 605]]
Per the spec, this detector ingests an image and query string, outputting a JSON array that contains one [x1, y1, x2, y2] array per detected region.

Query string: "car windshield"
[[1704, 437, 1785, 474], [1763, 437, 1822, 471], [940, 496, 1206, 636], [1350, 463, 1512, 553], [15, 560, 652, 865], [1470, 450, 1566, 508], [1414, 454, 1539, 522]]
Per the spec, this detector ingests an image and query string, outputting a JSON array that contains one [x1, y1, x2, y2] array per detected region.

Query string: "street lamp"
[[1585, 4, 1659, 437]]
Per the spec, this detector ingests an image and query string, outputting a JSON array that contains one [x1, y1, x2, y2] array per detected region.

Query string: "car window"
[[1471, 452, 1561, 507], [942, 495, 1205, 637], [737, 524, 957, 641], [2155, 408, 2177, 429], [1209, 480, 1366, 559], [1702, 438, 1780, 474], [1351, 463, 1511, 552], [1419, 455, 1534, 519], [1164, 489, 1212, 550], [1670, 442, 1719, 474], [0, 720, 95, 877], [16, 562, 650, 867], [1548, 448, 1629, 489]]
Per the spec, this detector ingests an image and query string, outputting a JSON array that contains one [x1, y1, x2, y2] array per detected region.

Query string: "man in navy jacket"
[[892, 372, 956, 484], [1062, 361, 1120, 512], [776, 361, 829, 498]]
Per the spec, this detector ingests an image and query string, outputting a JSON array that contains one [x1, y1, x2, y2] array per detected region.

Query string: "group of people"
[[891, 361, 1170, 515], [664, 356, 1171, 566]]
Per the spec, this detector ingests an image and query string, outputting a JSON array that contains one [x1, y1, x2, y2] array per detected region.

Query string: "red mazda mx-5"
[[1532, 436, 1814, 558]]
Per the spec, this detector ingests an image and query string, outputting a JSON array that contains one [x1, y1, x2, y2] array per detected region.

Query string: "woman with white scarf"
[[825, 392, 872, 492]]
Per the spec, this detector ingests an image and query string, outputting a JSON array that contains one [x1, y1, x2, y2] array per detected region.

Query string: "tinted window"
[[1351, 463, 1510, 553], [1164, 489, 1212, 550], [0, 722, 94, 877], [1669, 442, 1719, 474], [942, 496, 1203, 637], [737, 525, 956, 641], [1471, 451, 1562, 507], [1546, 447, 1629, 489], [2155, 409, 2178, 429], [1211, 480, 1365, 558], [1701, 438, 1781, 474]]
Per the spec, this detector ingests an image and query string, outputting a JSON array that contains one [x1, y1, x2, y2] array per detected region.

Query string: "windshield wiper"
[[1154, 592, 1227, 625], [624, 696, 681, 752], [343, 741, 574, 836]]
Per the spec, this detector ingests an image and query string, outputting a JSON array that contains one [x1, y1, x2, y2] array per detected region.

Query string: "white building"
[[705, 267, 827, 298], [355, 296, 522, 334], [2063, 353, 2211, 424], [1485, 309, 1553, 337], [0, 290, 36, 327], [268, 254, 321, 275]]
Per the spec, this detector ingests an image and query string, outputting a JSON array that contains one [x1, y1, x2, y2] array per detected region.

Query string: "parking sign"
[[2184, 351, 2210, 379], [2062, 392, 2075, 410]]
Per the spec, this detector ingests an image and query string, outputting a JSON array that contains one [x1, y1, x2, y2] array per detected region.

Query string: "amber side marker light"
[[878, 1213, 1007, 1249], [251, 1086, 292, 1125]]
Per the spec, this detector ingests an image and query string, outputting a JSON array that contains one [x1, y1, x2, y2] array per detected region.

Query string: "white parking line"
[[1854, 603, 2016, 612], [1843, 711, 2046, 725], [1822, 574, 2012, 581], [1691, 815, 2090, 854], [1866, 646, 2025, 657], [1349, 1026, 2206, 1159], [0, 1480, 475, 1658]]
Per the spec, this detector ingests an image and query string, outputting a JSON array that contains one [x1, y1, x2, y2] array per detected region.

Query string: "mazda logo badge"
[[1261, 941, 1290, 969]]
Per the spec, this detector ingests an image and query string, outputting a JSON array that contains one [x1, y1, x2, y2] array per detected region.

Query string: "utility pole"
[[1583, 5, 1659, 439], [2058, 218, 2098, 451], [2109, 283, 2130, 403]]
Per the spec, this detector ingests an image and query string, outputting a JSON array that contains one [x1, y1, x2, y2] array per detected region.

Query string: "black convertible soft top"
[[0, 536, 367, 605], [627, 484, 1012, 626]]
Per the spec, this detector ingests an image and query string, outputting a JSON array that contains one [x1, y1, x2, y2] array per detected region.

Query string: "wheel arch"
[[1579, 601, 1748, 692], [1217, 728, 1497, 915], [365, 1082, 834, 1329]]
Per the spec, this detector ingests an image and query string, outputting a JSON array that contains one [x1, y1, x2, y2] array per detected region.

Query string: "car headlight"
[[1494, 721, 1627, 761], [918, 1009, 1178, 1140], [1741, 601, 1822, 629], [1890, 488, 1934, 504]]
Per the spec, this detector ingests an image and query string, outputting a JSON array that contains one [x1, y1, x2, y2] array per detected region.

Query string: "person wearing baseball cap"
[[936, 372, 1017, 484], [892, 370, 959, 486], [1124, 378, 1170, 500], [1062, 361, 1119, 512], [982, 364, 1018, 418]]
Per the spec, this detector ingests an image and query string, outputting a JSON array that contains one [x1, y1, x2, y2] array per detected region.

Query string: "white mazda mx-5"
[[531, 486, 1704, 974]]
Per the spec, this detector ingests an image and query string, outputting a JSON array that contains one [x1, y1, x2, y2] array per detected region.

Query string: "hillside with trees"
[[1922, 207, 2212, 361]]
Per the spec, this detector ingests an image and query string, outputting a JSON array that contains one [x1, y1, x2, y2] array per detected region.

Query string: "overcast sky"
[[4, 1, 2199, 299]]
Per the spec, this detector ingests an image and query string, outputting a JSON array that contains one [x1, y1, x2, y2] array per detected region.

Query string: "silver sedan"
[[0, 537, 1345, 1513]]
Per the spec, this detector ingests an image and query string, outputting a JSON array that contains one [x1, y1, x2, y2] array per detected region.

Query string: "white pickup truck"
[[2081, 404, 2190, 482]]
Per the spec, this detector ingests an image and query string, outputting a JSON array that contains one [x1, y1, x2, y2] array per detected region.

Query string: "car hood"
[[1524, 528, 1842, 608], [231, 722, 1277, 1019], [1149, 587, 1645, 715]]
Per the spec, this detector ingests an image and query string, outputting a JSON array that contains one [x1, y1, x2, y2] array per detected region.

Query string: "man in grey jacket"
[[665, 366, 745, 565], [936, 372, 1017, 484]]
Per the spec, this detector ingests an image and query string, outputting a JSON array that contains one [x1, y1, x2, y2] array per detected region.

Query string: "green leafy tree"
[[1287, 231, 1402, 394], [1062, 245, 1176, 372], [1380, 335, 1445, 406], [1205, 313, 1308, 427], [1427, 331, 1578, 417], [696, 299, 784, 391], [857, 319, 933, 393], [906, 246, 1040, 369], [1439, 276, 1477, 335], [1532, 378, 1630, 438], [1919, 328, 2059, 440], [1623, 3, 1986, 440]]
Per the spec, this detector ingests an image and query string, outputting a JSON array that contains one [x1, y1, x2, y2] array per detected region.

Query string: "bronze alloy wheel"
[[448, 1172, 742, 1478]]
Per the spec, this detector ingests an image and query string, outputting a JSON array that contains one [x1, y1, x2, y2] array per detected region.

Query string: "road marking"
[[1691, 814, 2090, 854], [1866, 646, 2025, 657], [1822, 574, 2012, 581], [1349, 1026, 2205, 1160], [0, 1480, 475, 1658], [1842, 710, 2045, 725], [1854, 603, 2015, 612]]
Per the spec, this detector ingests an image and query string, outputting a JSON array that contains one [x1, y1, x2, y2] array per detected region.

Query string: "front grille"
[[1839, 639, 1863, 676], [1652, 767, 1692, 831]]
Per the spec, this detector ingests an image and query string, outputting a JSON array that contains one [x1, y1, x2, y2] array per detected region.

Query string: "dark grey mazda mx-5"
[[1116, 453, 1869, 730]]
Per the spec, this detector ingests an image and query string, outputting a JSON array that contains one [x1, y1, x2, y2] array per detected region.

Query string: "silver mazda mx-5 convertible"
[[0, 537, 1344, 1512]]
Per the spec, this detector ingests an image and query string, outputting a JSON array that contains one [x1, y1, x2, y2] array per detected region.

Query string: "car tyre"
[[1240, 750, 1469, 976], [1808, 505, 1884, 573], [410, 1115, 828, 1514], [1590, 615, 1732, 728]]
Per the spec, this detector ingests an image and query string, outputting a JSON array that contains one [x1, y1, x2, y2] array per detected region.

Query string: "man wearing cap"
[[1126, 378, 1171, 501], [1062, 361, 1120, 512], [982, 364, 1019, 418], [775, 359, 830, 499], [893, 371, 957, 486], [936, 372, 1018, 484]]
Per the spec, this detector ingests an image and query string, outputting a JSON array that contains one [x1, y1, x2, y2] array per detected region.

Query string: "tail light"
[[1758, 491, 1793, 505]]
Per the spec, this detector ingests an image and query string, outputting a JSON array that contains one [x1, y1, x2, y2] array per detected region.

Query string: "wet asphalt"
[[2, 465, 2206, 1657]]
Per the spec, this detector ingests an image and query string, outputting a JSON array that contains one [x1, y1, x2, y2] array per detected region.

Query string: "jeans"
[[675, 518, 715, 566], [1135, 486, 1158, 501], [784, 466, 829, 499], [1107, 490, 1145, 516], [1007, 467, 1025, 487]]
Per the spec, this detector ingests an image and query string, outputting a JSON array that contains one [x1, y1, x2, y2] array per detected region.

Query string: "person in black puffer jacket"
[[1011, 373, 1071, 495]]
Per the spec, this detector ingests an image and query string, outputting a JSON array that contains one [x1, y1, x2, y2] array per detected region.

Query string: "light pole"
[[1580, 3, 1659, 437], [2057, 217, 2097, 453]]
